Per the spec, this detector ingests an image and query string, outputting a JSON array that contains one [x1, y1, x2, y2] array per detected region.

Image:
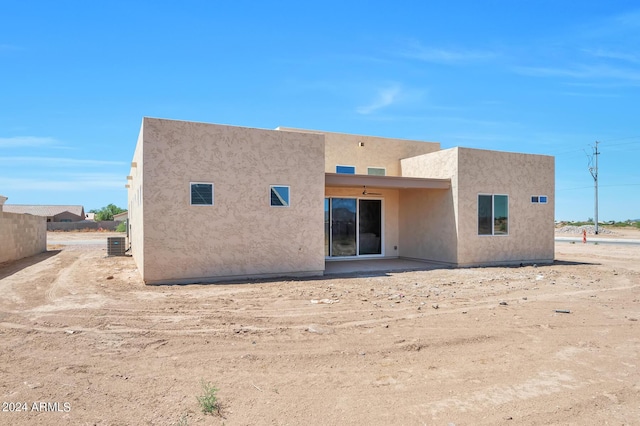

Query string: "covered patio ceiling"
[[325, 173, 450, 190]]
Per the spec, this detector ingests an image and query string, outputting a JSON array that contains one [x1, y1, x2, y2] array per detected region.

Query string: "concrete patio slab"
[[324, 258, 447, 275]]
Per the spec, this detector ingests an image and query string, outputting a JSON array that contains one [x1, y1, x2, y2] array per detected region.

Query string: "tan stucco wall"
[[400, 149, 459, 263], [400, 147, 554, 266], [128, 124, 145, 278], [278, 128, 440, 176], [398, 188, 458, 263], [324, 187, 400, 258], [137, 118, 325, 284], [0, 211, 47, 264], [456, 148, 555, 266]]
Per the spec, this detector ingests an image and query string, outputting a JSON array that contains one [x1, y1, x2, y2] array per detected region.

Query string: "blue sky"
[[1, 1, 639, 220]]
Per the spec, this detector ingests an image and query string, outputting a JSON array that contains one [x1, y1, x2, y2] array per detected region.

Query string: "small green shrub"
[[115, 221, 127, 232], [174, 414, 189, 426], [196, 380, 220, 415], [610, 220, 639, 228]]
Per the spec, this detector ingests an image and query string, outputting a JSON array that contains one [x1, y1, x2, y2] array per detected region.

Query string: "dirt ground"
[[1, 229, 639, 425]]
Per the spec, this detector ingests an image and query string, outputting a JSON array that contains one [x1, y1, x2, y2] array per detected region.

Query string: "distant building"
[[113, 211, 128, 222], [3, 205, 86, 223], [128, 117, 555, 284]]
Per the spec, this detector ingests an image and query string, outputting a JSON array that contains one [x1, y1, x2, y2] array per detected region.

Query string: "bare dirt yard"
[[1, 229, 639, 425]]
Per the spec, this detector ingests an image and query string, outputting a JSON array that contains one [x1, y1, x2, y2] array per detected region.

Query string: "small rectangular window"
[[531, 196, 539, 203], [336, 165, 355, 174], [367, 167, 386, 176], [270, 185, 290, 207], [191, 182, 213, 205], [539, 196, 548, 204], [478, 194, 508, 236]]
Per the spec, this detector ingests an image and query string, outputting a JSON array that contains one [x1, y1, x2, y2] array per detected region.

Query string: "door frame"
[[325, 196, 384, 259]]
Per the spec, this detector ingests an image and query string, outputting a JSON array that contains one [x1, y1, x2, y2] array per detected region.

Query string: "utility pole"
[[589, 141, 600, 234]]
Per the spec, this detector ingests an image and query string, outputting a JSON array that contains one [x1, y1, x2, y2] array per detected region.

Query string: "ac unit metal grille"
[[107, 237, 126, 256]]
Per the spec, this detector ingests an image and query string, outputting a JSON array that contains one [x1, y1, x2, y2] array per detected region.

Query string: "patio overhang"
[[325, 173, 450, 190]]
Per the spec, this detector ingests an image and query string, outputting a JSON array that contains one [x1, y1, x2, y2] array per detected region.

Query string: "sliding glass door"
[[325, 197, 382, 257]]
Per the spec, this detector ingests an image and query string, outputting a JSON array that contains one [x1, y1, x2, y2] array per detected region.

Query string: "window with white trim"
[[367, 167, 386, 176], [336, 165, 355, 174], [270, 185, 290, 207], [531, 195, 548, 204], [190, 182, 213, 205], [478, 194, 508, 236]]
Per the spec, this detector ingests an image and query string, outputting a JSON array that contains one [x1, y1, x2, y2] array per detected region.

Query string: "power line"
[[600, 136, 640, 145], [556, 183, 640, 192], [553, 147, 589, 156], [551, 137, 640, 157], [605, 140, 640, 147]]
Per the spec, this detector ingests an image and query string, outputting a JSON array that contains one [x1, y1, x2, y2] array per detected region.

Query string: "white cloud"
[[0, 175, 126, 191], [513, 65, 592, 79], [0, 136, 60, 148], [0, 157, 127, 167], [559, 91, 622, 98], [429, 116, 517, 127], [513, 64, 640, 82], [356, 84, 402, 115], [0, 44, 20, 51], [401, 41, 498, 64], [441, 132, 516, 144], [615, 9, 640, 28], [583, 48, 640, 64]]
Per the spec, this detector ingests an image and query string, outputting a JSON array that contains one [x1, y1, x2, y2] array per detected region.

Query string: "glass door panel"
[[331, 198, 357, 256], [358, 199, 382, 255]]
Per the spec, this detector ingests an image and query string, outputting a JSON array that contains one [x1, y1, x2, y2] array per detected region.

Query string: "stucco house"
[[113, 211, 128, 223], [128, 117, 554, 285], [2, 204, 86, 223]]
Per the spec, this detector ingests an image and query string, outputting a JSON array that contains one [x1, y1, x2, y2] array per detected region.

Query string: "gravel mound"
[[556, 225, 615, 235]]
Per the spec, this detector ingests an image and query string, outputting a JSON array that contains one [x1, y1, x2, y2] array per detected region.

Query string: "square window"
[[270, 185, 290, 207], [531, 196, 539, 203], [367, 167, 386, 176], [336, 165, 356, 174], [539, 196, 548, 204], [191, 183, 213, 205]]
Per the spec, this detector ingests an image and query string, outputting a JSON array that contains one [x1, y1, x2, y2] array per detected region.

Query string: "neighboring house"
[[85, 212, 96, 221], [2, 205, 86, 223], [113, 211, 128, 222], [128, 117, 554, 284]]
